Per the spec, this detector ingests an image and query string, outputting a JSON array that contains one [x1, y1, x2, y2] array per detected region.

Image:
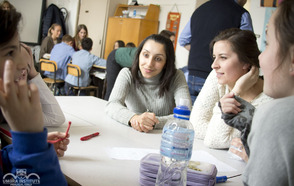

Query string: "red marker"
[[80, 132, 99, 141]]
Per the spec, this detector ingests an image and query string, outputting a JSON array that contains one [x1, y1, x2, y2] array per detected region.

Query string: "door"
[[78, 0, 108, 57]]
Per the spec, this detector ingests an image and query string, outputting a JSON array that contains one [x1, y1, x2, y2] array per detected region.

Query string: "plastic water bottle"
[[133, 10, 136, 17], [156, 99, 194, 186]]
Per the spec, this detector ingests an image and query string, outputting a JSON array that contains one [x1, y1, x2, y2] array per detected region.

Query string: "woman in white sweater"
[[190, 28, 272, 149], [106, 34, 191, 132]]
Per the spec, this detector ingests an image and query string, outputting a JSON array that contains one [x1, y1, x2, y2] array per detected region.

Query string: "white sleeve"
[[28, 74, 65, 126], [190, 70, 220, 139]]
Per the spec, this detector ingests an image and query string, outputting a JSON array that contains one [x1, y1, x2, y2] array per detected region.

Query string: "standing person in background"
[[73, 24, 88, 51], [179, 0, 253, 103], [39, 23, 62, 59], [0, 0, 14, 10], [0, 8, 67, 184], [113, 40, 125, 49], [106, 34, 191, 132]]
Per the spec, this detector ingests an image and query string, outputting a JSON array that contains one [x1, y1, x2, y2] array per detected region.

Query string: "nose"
[[211, 58, 219, 69], [145, 57, 154, 67]]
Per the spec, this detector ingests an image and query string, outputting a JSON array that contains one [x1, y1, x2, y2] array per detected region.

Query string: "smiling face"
[[78, 28, 87, 40], [211, 40, 249, 89], [139, 40, 167, 79], [51, 25, 62, 40], [0, 33, 27, 82]]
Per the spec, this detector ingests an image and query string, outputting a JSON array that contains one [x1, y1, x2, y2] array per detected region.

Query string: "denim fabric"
[[188, 75, 206, 104]]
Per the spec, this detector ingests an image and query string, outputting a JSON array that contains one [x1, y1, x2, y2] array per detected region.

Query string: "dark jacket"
[[41, 4, 66, 39]]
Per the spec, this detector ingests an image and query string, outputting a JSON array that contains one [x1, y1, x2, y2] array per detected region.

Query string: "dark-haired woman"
[[106, 34, 191, 133]]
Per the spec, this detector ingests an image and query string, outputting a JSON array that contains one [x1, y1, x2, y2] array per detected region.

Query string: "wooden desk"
[[48, 96, 246, 186]]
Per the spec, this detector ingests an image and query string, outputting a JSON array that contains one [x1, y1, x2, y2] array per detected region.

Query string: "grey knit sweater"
[[106, 68, 191, 129]]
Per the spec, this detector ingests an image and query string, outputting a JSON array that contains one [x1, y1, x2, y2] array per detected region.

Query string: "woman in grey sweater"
[[106, 34, 191, 133]]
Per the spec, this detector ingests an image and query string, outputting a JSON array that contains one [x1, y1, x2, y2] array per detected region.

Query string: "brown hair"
[[62, 34, 73, 43], [159, 30, 175, 39], [274, 0, 294, 66], [74, 24, 88, 49], [0, 8, 21, 45], [210, 28, 260, 68]]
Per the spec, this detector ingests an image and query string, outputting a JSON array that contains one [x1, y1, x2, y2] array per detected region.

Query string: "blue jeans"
[[188, 75, 206, 104]]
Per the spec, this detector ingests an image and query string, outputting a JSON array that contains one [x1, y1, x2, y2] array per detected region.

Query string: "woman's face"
[[139, 40, 166, 79], [78, 28, 87, 40], [2, 2, 10, 10], [114, 42, 120, 49], [259, 11, 293, 98], [0, 34, 27, 82], [51, 25, 62, 39], [211, 40, 249, 89]]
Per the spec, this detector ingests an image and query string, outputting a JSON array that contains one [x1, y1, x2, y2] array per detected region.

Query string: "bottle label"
[[160, 126, 194, 161]]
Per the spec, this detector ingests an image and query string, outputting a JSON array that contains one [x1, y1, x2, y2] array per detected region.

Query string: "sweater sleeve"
[[28, 74, 65, 126], [106, 68, 136, 125], [190, 70, 220, 140], [1, 128, 67, 186]]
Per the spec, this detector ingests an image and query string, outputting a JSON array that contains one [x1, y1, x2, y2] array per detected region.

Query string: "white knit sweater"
[[106, 68, 191, 129], [190, 70, 273, 149]]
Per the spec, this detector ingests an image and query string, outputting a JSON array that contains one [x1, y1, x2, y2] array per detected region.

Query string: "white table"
[[49, 96, 245, 186]]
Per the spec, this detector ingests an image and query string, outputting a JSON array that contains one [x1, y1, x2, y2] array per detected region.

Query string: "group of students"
[[40, 23, 106, 95], [0, 0, 294, 185]]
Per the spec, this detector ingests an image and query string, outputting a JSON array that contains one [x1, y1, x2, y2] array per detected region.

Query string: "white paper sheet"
[[108, 147, 236, 172]]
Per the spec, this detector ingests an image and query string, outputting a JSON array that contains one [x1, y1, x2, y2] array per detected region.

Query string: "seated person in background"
[[106, 34, 191, 133], [65, 37, 106, 95], [0, 8, 67, 184], [190, 28, 272, 153], [0, 0, 15, 10], [126, 42, 136, 48], [39, 23, 62, 59], [21, 43, 65, 126], [159, 30, 175, 46], [73, 24, 88, 51], [113, 40, 125, 49], [44, 34, 75, 94]]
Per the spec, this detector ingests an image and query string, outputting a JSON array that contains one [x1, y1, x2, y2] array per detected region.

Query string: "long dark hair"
[[131, 34, 176, 97], [274, 0, 294, 66], [0, 8, 21, 45], [210, 28, 260, 68]]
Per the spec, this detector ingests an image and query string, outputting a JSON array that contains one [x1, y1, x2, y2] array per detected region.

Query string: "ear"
[[242, 63, 251, 71]]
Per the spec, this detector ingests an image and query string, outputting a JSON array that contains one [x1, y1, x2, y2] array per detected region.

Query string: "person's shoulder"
[[120, 67, 131, 75]]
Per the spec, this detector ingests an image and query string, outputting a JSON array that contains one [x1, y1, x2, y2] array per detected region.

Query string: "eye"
[[143, 53, 149, 58], [154, 56, 162, 62], [6, 50, 14, 57]]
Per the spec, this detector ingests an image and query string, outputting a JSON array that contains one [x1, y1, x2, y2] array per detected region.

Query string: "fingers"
[[220, 94, 241, 114], [3, 60, 16, 96], [130, 113, 158, 133]]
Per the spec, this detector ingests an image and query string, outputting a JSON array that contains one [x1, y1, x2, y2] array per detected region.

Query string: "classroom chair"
[[39, 59, 65, 96], [67, 63, 99, 97]]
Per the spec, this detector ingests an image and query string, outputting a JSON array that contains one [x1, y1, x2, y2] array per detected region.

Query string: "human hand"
[[20, 43, 38, 80], [47, 131, 70, 157], [0, 60, 43, 132], [232, 66, 259, 95], [220, 92, 241, 114], [129, 112, 159, 133], [229, 138, 248, 162]]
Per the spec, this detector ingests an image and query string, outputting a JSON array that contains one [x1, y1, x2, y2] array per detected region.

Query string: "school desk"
[[48, 96, 246, 186]]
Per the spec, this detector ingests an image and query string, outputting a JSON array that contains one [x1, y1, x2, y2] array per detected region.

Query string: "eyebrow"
[[142, 49, 165, 57], [1, 45, 18, 51]]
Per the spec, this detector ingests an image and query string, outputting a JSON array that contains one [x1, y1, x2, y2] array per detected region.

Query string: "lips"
[[144, 68, 154, 73], [215, 72, 224, 78]]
